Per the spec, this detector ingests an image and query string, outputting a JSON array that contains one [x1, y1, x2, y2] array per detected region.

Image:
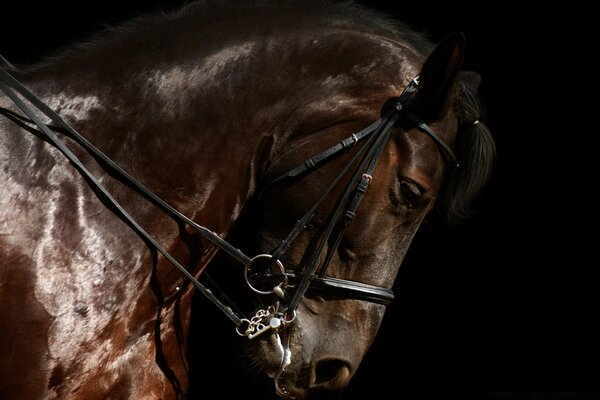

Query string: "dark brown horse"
[[0, 1, 494, 399]]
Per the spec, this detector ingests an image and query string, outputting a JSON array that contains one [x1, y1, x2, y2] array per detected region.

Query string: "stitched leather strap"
[[253, 271, 395, 305], [279, 119, 383, 181], [405, 112, 459, 167]]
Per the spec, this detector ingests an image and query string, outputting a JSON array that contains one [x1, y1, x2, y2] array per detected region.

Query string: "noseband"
[[0, 60, 457, 340]]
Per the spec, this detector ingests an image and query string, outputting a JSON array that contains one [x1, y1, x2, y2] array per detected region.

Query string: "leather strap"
[[405, 112, 459, 167], [271, 119, 383, 184], [253, 271, 395, 305]]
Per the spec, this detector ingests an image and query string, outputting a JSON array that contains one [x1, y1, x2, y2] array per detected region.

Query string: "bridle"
[[0, 57, 458, 341]]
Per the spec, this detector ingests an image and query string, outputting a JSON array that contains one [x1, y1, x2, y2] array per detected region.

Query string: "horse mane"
[[166, 0, 434, 53], [17, 0, 433, 73]]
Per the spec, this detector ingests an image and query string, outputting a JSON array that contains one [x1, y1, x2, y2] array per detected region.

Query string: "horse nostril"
[[313, 358, 351, 388]]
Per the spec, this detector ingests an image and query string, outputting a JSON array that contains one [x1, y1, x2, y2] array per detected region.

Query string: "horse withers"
[[0, 1, 494, 399]]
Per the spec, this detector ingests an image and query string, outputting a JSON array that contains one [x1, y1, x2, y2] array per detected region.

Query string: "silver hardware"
[[244, 254, 288, 295], [269, 317, 282, 329], [236, 306, 275, 338], [273, 285, 286, 300], [282, 309, 297, 324], [235, 306, 290, 339], [247, 316, 284, 339]]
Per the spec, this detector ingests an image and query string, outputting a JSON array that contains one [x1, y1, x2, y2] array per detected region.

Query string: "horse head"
[[241, 33, 494, 398]]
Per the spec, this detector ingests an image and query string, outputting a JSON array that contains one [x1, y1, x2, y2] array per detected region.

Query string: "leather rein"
[[0, 58, 457, 339]]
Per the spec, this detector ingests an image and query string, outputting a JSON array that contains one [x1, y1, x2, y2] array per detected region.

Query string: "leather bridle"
[[0, 58, 458, 340]]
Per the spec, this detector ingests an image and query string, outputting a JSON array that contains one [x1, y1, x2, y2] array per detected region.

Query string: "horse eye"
[[399, 180, 423, 208]]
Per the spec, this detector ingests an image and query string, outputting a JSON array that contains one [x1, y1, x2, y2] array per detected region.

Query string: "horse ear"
[[411, 33, 465, 120]]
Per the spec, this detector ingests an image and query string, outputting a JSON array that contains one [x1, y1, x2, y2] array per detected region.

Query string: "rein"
[[0, 59, 457, 340]]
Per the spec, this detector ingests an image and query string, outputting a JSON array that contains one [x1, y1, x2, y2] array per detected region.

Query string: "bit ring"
[[244, 254, 287, 295]]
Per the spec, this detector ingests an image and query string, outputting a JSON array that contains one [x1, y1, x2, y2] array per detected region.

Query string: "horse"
[[0, 1, 495, 399]]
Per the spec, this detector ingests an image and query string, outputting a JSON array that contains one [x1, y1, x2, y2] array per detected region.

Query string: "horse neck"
[[13, 59, 269, 243]]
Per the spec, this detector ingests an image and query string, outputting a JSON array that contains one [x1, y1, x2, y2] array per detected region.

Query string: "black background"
[[1, 1, 590, 399]]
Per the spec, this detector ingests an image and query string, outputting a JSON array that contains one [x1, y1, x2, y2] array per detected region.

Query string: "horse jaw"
[[246, 299, 385, 399]]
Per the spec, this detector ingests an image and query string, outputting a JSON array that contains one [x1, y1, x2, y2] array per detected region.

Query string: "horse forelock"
[[441, 82, 495, 224]]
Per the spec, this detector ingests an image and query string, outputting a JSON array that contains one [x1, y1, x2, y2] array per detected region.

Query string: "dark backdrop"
[[1, 1, 590, 399]]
